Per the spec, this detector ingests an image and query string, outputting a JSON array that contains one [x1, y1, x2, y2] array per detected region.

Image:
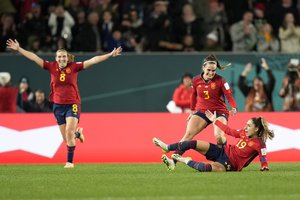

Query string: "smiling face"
[[244, 120, 258, 138], [55, 50, 68, 69], [202, 62, 217, 80]]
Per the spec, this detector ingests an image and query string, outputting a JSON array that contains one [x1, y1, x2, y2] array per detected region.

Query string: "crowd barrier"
[[0, 112, 299, 164]]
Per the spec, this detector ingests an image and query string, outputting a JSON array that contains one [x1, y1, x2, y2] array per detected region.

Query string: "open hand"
[[6, 39, 20, 51], [205, 110, 216, 122], [110, 47, 122, 57]]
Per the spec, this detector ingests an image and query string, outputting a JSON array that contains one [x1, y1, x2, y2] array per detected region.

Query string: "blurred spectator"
[[143, 0, 174, 51], [172, 3, 204, 50], [256, 23, 280, 52], [48, 5, 75, 50], [230, 11, 257, 52], [202, 31, 224, 52], [279, 12, 300, 53], [23, 89, 52, 112], [66, 0, 84, 23], [279, 58, 300, 111], [0, 13, 18, 52], [238, 58, 275, 112], [73, 11, 102, 53], [182, 34, 197, 52], [267, 0, 299, 36], [252, 2, 268, 34], [16, 76, 34, 112], [0, 72, 18, 113], [204, 0, 229, 50], [18, 3, 49, 51], [107, 28, 129, 51], [101, 10, 117, 52], [222, 0, 250, 25], [166, 73, 193, 113]]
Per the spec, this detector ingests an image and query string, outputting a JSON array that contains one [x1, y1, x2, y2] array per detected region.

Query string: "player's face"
[[202, 63, 217, 80], [56, 51, 68, 69], [245, 120, 258, 138]]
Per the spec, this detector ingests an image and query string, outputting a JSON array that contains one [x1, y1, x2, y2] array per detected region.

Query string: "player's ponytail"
[[203, 54, 231, 70], [252, 117, 274, 142]]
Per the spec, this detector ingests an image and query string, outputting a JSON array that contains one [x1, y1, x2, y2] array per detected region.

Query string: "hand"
[[205, 110, 216, 122], [110, 47, 122, 57], [242, 63, 252, 76], [260, 58, 269, 70], [6, 39, 20, 51], [260, 166, 269, 171], [229, 108, 237, 116]]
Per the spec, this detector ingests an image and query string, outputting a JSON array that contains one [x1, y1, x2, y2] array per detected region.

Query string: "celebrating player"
[[161, 54, 237, 170], [6, 39, 122, 168], [153, 110, 274, 172]]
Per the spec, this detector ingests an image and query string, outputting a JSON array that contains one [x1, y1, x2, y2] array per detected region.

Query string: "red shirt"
[[172, 84, 193, 109], [0, 87, 18, 112], [43, 61, 84, 104], [190, 74, 236, 116], [215, 120, 269, 171]]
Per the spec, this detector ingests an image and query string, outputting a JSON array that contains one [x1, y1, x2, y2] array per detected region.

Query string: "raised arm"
[[6, 39, 43, 68], [83, 47, 122, 69]]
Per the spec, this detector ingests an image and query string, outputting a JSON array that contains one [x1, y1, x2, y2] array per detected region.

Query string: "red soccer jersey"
[[190, 74, 236, 116], [215, 120, 269, 171], [172, 84, 193, 109], [43, 61, 84, 104]]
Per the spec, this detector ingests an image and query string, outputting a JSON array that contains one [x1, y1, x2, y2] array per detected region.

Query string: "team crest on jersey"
[[66, 67, 71, 74], [211, 82, 216, 89], [248, 141, 254, 147]]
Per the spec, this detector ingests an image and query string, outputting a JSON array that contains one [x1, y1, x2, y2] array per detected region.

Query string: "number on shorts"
[[60, 73, 66, 82], [72, 104, 78, 114]]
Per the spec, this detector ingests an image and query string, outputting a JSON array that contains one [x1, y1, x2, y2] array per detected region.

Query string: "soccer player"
[[162, 54, 237, 170], [6, 39, 122, 168], [153, 110, 274, 172]]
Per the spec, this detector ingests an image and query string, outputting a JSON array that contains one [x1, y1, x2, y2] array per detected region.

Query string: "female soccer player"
[[6, 39, 122, 168], [162, 54, 237, 170], [153, 110, 274, 172]]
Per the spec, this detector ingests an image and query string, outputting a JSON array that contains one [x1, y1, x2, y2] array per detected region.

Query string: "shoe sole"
[[153, 138, 169, 153], [161, 155, 175, 171]]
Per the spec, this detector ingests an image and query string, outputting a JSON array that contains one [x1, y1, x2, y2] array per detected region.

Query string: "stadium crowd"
[[1, 0, 300, 53]]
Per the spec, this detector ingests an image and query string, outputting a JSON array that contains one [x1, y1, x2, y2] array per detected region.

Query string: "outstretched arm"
[[6, 39, 43, 68], [83, 47, 122, 69]]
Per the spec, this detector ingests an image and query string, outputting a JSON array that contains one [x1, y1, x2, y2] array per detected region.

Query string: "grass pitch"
[[1, 162, 300, 200]]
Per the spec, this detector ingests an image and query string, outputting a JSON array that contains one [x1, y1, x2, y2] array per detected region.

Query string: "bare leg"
[[213, 116, 227, 145]]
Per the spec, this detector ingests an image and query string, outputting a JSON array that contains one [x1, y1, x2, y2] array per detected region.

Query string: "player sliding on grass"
[[6, 39, 122, 168], [153, 110, 274, 172]]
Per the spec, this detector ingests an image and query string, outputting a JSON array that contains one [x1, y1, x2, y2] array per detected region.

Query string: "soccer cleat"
[[161, 154, 175, 170], [64, 162, 74, 169], [153, 137, 169, 153], [171, 154, 192, 164], [76, 127, 85, 143]]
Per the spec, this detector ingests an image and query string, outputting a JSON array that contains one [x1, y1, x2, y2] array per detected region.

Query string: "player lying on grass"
[[153, 110, 274, 172]]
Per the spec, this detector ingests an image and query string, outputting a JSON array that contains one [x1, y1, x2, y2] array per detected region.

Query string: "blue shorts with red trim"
[[53, 103, 81, 125], [205, 143, 236, 171]]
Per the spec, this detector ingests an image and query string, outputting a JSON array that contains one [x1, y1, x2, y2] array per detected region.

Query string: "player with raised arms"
[[6, 39, 122, 168], [160, 54, 237, 170]]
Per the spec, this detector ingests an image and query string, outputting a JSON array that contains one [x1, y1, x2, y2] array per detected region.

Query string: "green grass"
[[1, 163, 300, 200]]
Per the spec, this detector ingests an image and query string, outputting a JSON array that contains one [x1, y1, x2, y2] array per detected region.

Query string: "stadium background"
[[0, 52, 297, 112]]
